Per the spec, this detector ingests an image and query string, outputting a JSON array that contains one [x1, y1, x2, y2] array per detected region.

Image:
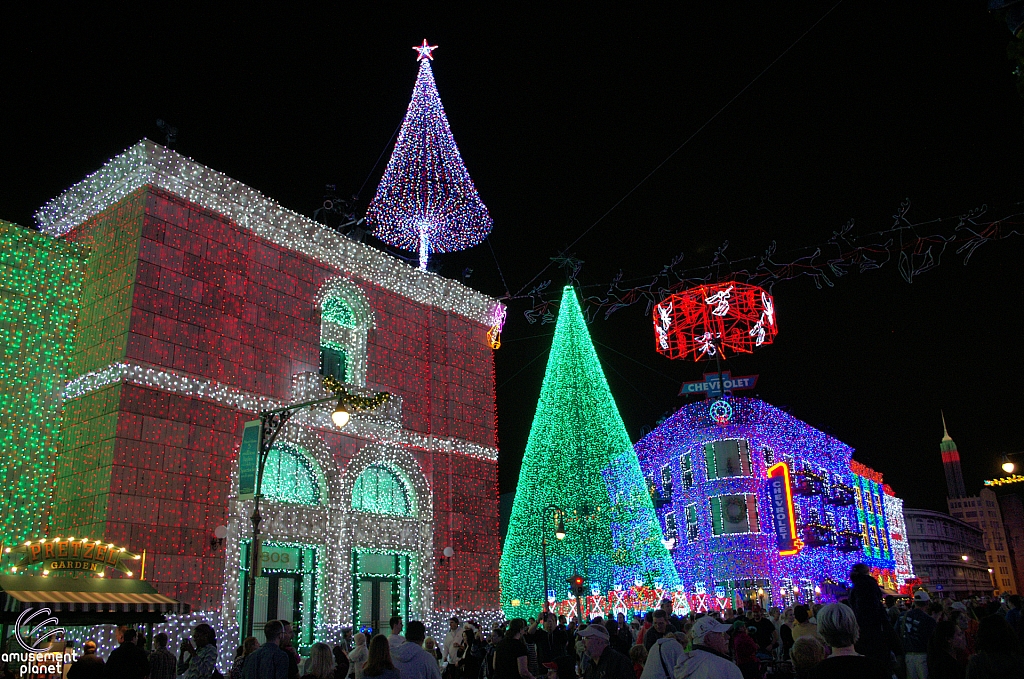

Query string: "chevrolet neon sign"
[[767, 462, 804, 556]]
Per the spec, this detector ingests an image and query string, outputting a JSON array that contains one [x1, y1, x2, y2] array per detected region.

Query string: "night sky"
[[3, 4, 1023, 512]]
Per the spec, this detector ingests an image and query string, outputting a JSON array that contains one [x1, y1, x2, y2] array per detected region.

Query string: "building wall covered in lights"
[[24, 141, 503, 643], [634, 398, 904, 609], [0, 220, 88, 544]]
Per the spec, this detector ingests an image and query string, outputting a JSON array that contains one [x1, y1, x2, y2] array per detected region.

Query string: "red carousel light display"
[[653, 281, 778, 361]]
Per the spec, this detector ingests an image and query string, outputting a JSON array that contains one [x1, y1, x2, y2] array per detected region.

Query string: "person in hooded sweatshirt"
[[638, 637, 684, 679], [392, 622, 442, 679], [965, 614, 1024, 679], [674, 617, 742, 679], [848, 563, 897, 671]]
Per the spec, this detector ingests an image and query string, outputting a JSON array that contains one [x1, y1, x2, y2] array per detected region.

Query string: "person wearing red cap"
[[541, 656, 575, 679], [578, 624, 632, 679]]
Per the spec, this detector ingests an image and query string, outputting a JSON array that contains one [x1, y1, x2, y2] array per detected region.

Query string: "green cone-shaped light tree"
[[499, 287, 679, 617]]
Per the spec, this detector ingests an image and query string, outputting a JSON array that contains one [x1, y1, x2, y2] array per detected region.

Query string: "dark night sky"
[[3, 4, 1023, 511]]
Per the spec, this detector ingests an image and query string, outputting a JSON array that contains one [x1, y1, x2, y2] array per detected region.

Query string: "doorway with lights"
[[353, 551, 409, 637]]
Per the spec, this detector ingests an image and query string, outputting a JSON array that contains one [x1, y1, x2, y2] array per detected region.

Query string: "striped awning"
[[0, 574, 189, 620]]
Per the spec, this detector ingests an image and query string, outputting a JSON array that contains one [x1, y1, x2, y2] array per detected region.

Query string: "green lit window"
[[703, 439, 752, 479], [709, 494, 759, 536], [263, 444, 321, 506], [322, 296, 356, 327], [664, 512, 678, 542], [352, 464, 411, 516], [320, 345, 347, 382], [680, 453, 693, 491], [685, 504, 699, 542]]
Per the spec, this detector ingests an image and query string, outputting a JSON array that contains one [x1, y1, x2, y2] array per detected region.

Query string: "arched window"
[[322, 297, 356, 328], [262, 443, 322, 506], [352, 464, 412, 516], [318, 280, 372, 387]]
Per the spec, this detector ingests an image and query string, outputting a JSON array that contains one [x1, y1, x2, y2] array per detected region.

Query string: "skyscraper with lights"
[[942, 418, 1017, 595], [940, 414, 967, 499]]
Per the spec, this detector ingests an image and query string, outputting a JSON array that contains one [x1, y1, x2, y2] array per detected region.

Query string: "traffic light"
[[568, 573, 585, 597]]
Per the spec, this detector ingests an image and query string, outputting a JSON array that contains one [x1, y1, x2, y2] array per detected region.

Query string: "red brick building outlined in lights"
[[39, 141, 503, 644]]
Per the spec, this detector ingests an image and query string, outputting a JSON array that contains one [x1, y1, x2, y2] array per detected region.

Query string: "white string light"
[[35, 140, 504, 329], [883, 493, 916, 590], [63, 361, 498, 462]]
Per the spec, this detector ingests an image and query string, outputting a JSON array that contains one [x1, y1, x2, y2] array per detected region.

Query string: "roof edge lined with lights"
[[34, 140, 503, 327]]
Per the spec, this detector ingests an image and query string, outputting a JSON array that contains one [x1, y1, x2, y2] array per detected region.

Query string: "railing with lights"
[[794, 468, 825, 497], [829, 483, 857, 506], [836, 529, 864, 552], [801, 522, 837, 548]]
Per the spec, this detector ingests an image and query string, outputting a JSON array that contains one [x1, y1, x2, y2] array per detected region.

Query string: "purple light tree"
[[366, 40, 493, 270]]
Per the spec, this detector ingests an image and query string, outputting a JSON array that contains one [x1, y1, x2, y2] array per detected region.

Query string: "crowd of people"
[[44, 564, 1024, 679]]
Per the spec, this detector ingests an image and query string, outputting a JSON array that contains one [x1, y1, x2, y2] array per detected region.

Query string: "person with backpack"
[[637, 637, 683, 679]]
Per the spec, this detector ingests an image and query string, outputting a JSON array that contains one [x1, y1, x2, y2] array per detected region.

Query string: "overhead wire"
[[497, 347, 551, 389], [508, 0, 846, 300], [354, 120, 404, 201]]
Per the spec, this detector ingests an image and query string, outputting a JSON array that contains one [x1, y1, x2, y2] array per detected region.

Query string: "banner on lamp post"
[[238, 420, 261, 501]]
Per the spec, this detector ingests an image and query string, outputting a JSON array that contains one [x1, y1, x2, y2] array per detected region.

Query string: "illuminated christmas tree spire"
[[366, 40, 493, 270], [499, 287, 679, 616]]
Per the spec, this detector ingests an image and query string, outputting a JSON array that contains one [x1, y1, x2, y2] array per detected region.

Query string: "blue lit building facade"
[[634, 398, 899, 609]]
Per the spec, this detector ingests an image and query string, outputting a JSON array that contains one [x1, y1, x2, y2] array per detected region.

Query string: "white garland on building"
[[62, 360, 498, 461], [35, 140, 503, 328]]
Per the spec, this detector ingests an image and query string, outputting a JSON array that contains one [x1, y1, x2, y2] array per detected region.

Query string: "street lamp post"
[[983, 451, 1024, 487], [241, 383, 388, 639], [997, 451, 1024, 474], [540, 505, 567, 615]]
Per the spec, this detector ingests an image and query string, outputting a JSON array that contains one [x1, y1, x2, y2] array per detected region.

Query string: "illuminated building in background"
[[941, 420, 1016, 595], [634, 398, 902, 610], [883, 491, 917, 592], [849, 461, 900, 592], [940, 414, 967, 498], [948, 488, 1016, 594], [904, 508, 990, 598], [16, 140, 504, 644]]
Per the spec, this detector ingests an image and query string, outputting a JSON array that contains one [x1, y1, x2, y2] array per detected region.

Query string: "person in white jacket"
[[639, 638, 685, 679], [392, 622, 442, 679], [674, 617, 742, 679], [349, 634, 368, 679], [441, 618, 459, 664]]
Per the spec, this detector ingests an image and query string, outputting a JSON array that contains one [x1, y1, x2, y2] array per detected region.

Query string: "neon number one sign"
[[767, 462, 803, 556]]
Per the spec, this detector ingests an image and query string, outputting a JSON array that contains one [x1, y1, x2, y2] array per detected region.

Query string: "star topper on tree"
[[366, 39, 493, 270], [413, 39, 437, 61]]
